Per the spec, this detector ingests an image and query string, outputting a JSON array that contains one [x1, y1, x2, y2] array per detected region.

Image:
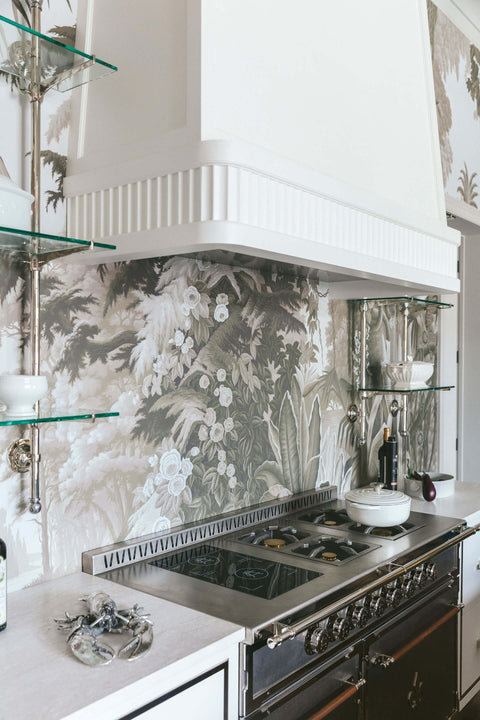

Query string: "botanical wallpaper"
[[0, 1, 439, 592], [428, 1, 480, 208]]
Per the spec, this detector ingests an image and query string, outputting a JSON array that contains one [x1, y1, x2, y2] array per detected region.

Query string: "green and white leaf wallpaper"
[[0, 1, 439, 591]]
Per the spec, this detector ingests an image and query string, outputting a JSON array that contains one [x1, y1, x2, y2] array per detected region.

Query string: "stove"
[[92, 492, 469, 640], [85, 487, 475, 719]]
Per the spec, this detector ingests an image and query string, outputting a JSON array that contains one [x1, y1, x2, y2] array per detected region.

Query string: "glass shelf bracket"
[[0, 14, 117, 96], [0, 6, 118, 513], [0, 226, 116, 263], [347, 297, 455, 447]]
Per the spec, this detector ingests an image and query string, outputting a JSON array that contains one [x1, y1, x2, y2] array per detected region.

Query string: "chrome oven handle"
[[369, 605, 460, 668], [266, 526, 474, 649]]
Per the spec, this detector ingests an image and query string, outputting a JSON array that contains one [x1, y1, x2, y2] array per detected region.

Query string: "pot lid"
[[346, 485, 410, 506]]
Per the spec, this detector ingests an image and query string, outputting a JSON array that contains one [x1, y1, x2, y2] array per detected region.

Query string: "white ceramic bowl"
[[0, 173, 33, 231], [385, 360, 434, 390], [405, 473, 455, 499], [0, 374, 47, 417]]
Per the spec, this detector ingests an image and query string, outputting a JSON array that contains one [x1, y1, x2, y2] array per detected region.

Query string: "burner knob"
[[327, 612, 351, 641], [402, 578, 416, 598], [347, 602, 369, 628], [368, 592, 387, 617], [425, 562, 439, 581], [304, 623, 329, 655], [413, 565, 427, 587], [384, 586, 403, 607]]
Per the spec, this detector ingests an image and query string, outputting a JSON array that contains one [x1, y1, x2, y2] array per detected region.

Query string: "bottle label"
[[0, 555, 6, 628]]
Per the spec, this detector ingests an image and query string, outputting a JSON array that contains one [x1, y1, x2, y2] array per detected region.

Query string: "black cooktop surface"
[[150, 544, 322, 599]]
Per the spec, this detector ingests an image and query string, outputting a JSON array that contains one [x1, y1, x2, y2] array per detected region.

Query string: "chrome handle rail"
[[266, 525, 476, 649]]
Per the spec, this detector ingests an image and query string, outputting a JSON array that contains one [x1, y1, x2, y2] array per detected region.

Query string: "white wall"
[[201, 0, 445, 224], [458, 233, 480, 483]]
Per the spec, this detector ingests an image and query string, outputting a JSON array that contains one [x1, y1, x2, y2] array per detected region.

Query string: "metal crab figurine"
[[55, 591, 154, 666]]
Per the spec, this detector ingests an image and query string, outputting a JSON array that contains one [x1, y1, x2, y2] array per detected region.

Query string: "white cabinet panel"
[[462, 530, 480, 604], [461, 597, 480, 696], [128, 665, 226, 720]]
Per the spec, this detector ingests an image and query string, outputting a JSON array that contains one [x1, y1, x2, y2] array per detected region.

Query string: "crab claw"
[[118, 618, 154, 661], [68, 631, 115, 666]]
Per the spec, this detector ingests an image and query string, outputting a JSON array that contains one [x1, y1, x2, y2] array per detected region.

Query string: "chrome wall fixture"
[[3, 1, 117, 512], [347, 297, 454, 477]]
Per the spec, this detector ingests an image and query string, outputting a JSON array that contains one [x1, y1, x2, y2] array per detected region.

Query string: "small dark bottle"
[[378, 428, 398, 490], [0, 538, 6, 631], [378, 427, 390, 485], [385, 436, 398, 491]]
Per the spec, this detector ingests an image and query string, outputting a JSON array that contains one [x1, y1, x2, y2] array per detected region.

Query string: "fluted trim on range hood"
[[65, 140, 460, 296]]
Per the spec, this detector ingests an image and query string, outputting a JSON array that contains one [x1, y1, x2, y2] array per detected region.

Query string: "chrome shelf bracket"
[[7, 438, 31, 473]]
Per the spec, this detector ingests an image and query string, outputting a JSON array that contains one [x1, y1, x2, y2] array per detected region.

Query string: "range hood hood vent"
[[65, 0, 460, 296]]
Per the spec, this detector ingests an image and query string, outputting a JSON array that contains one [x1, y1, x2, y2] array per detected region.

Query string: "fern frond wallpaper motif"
[[428, 1, 480, 208]]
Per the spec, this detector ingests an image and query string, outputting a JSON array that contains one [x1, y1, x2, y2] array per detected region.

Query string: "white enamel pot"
[[345, 485, 411, 527]]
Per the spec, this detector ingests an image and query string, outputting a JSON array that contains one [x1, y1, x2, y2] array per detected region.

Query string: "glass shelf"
[[0, 408, 119, 427], [0, 226, 116, 263], [358, 385, 454, 395], [0, 14, 117, 93], [356, 296, 453, 309]]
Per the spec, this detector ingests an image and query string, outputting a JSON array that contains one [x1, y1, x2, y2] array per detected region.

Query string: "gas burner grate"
[[348, 521, 419, 539], [292, 536, 374, 565], [297, 509, 350, 527], [237, 525, 309, 547]]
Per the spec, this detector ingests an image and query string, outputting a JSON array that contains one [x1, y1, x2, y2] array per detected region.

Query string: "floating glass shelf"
[[356, 296, 453, 309], [358, 385, 454, 395], [0, 408, 119, 427], [0, 226, 116, 262], [0, 14, 117, 93]]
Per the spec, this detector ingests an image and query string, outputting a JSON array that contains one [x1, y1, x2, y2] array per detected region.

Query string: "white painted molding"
[[66, 153, 460, 294], [446, 194, 480, 229]]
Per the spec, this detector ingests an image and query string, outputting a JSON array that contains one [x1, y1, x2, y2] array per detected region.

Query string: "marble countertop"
[[0, 572, 244, 720], [410, 480, 480, 525]]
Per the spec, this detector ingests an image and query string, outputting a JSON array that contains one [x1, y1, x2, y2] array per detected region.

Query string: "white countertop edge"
[[61, 628, 245, 720]]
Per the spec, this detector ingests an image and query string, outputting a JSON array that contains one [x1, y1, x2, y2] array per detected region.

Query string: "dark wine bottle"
[[0, 537, 6, 631], [385, 436, 398, 491]]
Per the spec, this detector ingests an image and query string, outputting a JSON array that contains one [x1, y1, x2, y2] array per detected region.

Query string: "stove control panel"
[[301, 553, 453, 659]]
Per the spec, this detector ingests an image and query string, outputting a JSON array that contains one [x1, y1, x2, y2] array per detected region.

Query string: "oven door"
[[365, 584, 458, 719], [244, 648, 362, 720]]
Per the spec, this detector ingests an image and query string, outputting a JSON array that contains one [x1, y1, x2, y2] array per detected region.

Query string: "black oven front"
[[240, 544, 460, 720]]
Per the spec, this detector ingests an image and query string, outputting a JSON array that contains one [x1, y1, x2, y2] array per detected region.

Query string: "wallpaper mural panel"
[[0, 1, 439, 592], [0, 251, 439, 591], [428, 1, 480, 211]]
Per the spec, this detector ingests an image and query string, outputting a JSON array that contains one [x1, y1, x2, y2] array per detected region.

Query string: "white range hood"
[[64, 0, 460, 296]]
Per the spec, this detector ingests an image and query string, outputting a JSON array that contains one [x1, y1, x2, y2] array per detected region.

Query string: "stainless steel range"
[[84, 487, 476, 719]]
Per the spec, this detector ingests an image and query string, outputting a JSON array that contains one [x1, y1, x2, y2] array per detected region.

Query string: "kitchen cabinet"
[[460, 527, 480, 705], [63, 0, 460, 298], [0, 11, 118, 512], [118, 664, 227, 720]]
